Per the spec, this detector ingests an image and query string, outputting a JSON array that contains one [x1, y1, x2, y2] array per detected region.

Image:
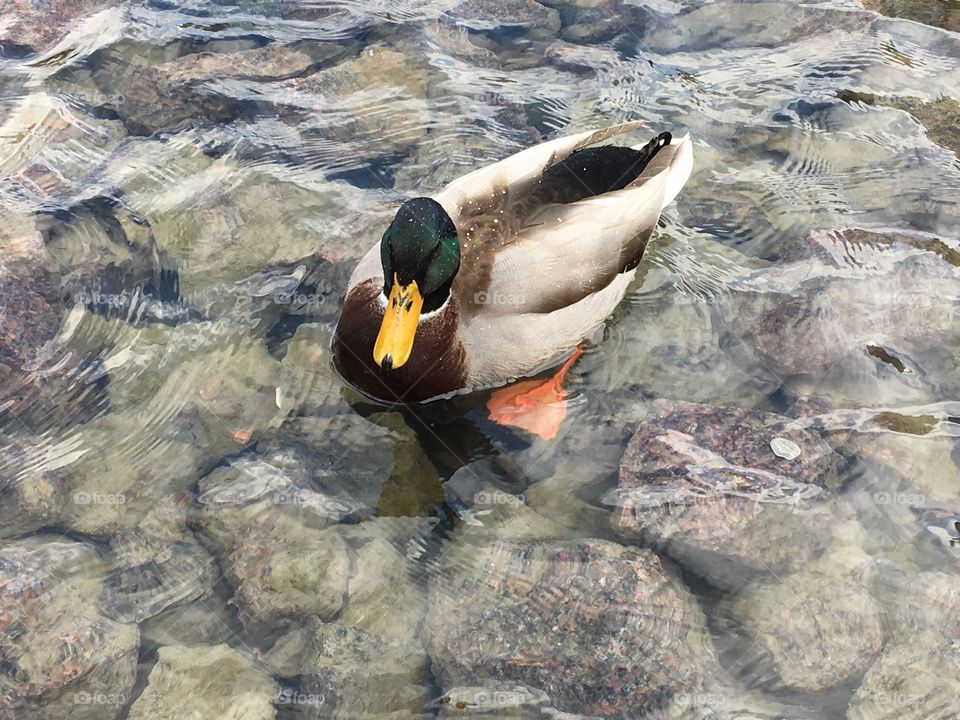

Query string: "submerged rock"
[[265, 617, 431, 718], [610, 400, 840, 587], [0, 0, 113, 55], [884, 95, 960, 156], [127, 644, 277, 720], [863, 0, 960, 32], [144, 169, 384, 287], [89, 57, 245, 136], [0, 435, 66, 539], [217, 518, 351, 639], [446, 0, 561, 33], [848, 425, 960, 504], [256, 410, 437, 517], [140, 594, 239, 650], [279, 45, 431, 157], [0, 536, 139, 720], [730, 227, 960, 407], [426, 530, 722, 718], [56, 414, 202, 540], [0, 93, 128, 207], [154, 43, 321, 85], [98, 533, 217, 624], [868, 563, 960, 643], [730, 561, 884, 692], [0, 206, 111, 432], [847, 633, 960, 720], [199, 458, 429, 641]]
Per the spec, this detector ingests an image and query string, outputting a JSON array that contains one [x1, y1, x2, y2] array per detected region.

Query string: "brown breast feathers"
[[333, 279, 468, 403]]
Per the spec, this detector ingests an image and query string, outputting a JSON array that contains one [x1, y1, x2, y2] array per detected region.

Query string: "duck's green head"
[[374, 197, 460, 370]]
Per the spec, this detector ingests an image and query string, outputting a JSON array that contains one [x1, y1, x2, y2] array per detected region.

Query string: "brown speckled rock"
[[611, 400, 840, 587], [0, 208, 106, 431], [0, 0, 114, 55], [426, 536, 720, 718], [0, 537, 139, 720], [0, 436, 64, 539], [863, 0, 960, 32]]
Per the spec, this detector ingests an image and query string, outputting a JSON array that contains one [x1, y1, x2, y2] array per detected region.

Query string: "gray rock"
[[847, 633, 960, 720], [847, 429, 960, 505], [140, 595, 239, 650], [98, 534, 218, 624], [337, 529, 428, 641], [256, 410, 436, 517], [142, 168, 386, 287], [868, 564, 960, 643], [731, 567, 884, 692], [446, 0, 561, 33], [226, 521, 351, 639], [265, 617, 431, 719], [56, 414, 202, 541], [0, 536, 139, 720], [198, 456, 355, 550], [729, 227, 960, 408], [127, 644, 277, 720], [199, 458, 431, 641]]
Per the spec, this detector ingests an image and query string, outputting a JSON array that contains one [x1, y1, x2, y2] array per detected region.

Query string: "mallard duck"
[[333, 121, 693, 404]]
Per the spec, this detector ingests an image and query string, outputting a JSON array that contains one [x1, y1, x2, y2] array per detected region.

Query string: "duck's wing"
[[471, 133, 693, 316], [433, 120, 648, 217]]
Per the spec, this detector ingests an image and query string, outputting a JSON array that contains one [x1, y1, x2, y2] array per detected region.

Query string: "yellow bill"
[[373, 275, 423, 370]]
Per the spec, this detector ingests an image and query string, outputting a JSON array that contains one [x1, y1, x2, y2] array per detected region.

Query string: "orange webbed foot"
[[486, 347, 584, 440]]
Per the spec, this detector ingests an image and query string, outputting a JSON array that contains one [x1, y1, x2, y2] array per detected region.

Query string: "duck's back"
[[440, 126, 693, 388]]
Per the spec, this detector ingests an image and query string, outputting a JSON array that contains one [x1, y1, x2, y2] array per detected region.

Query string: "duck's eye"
[[405, 300, 413, 311]]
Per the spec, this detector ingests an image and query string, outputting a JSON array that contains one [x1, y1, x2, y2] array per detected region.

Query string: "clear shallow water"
[[0, 1, 959, 718]]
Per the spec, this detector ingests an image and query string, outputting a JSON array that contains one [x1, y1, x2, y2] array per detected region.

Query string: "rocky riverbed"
[[1, 0, 959, 718]]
